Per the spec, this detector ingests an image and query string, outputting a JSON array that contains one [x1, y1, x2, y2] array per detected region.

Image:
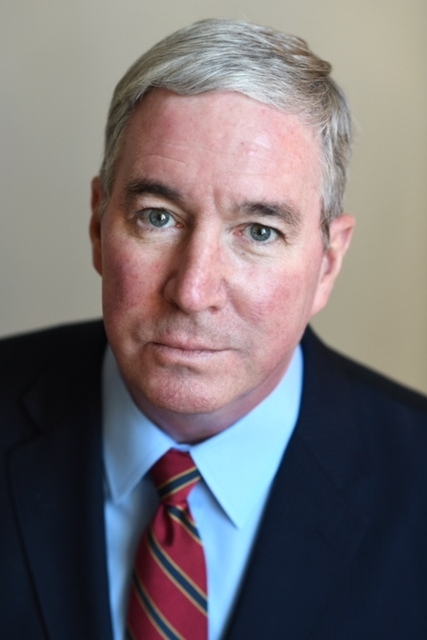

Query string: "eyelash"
[[133, 207, 285, 245], [242, 223, 282, 244], [132, 208, 180, 233]]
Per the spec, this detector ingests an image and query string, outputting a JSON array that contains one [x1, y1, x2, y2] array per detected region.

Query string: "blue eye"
[[148, 209, 172, 227], [249, 224, 275, 242]]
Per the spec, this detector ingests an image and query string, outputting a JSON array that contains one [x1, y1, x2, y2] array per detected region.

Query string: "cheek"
[[101, 242, 161, 315], [240, 260, 321, 337], [244, 266, 309, 315]]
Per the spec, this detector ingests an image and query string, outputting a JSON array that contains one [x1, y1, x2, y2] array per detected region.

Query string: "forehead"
[[113, 89, 322, 210]]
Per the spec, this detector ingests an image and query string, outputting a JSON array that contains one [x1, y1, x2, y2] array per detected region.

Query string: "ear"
[[310, 214, 355, 317], [89, 176, 105, 276]]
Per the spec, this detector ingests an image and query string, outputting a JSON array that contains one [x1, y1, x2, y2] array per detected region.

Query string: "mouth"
[[152, 341, 221, 354], [147, 337, 229, 365]]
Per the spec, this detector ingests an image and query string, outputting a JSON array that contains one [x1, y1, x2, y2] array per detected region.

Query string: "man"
[[0, 18, 426, 640]]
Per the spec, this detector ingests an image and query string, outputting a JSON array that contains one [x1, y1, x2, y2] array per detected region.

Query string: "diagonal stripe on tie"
[[168, 504, 202, 542], [132, 575, 186, 640], [158, 467, 200, 500], [147, 527, 208, 613], [126, 449, 208, 640]]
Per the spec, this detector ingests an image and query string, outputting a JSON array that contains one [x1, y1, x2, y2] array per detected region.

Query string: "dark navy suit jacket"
[[1, 320, 426, 639]]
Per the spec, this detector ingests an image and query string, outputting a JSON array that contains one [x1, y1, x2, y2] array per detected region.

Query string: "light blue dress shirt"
[[103, 345, 303, 640]]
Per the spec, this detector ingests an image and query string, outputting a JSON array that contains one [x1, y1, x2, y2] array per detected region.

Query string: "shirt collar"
[[103, 346, 303, 529]]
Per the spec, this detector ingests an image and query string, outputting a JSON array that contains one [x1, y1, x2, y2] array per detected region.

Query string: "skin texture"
[[90, 89, 354, 442]]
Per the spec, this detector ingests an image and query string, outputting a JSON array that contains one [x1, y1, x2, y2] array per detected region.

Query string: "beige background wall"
[[1, 0, 426, 394]]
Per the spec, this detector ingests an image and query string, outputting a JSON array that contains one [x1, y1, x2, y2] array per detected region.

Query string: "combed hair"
[[99, 18, 352, 241]]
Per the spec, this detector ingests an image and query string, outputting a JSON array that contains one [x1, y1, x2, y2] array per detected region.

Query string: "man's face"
[[90, 89, 353, 441]]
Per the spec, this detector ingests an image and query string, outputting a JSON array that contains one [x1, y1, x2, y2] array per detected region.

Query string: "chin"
[[132, 374, 234, 417]]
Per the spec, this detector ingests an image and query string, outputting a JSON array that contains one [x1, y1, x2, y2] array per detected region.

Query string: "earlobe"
[[89, 176, 105, 276]]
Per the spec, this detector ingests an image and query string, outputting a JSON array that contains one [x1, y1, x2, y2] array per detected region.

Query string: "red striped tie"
[[126, 449, 208, 640]]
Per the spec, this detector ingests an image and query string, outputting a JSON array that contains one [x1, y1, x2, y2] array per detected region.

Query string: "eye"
[[246, 223, 279, 243], [146, 209, 175, 228]]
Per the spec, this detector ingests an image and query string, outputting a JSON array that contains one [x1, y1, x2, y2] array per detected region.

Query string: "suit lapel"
[[226, 329, 372, 639], [8, 322, 113, 640]]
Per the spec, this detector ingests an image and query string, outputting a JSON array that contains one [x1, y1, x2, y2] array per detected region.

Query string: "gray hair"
[[99, 18, 352, 241]]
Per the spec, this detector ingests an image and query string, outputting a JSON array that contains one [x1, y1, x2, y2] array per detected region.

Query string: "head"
[[90, 21, 355, 442], [99, 18, 352, 244]]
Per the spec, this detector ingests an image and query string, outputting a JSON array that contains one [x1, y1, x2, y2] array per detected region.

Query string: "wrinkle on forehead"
[[126, 89, 320, 169], [113, 89, 323, 216], [124, 137, 309, 178]]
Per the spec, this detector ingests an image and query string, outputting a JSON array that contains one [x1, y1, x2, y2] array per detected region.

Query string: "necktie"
[[126, 449, 208, 640]]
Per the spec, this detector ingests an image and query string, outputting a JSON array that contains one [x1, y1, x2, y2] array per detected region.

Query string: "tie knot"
[[151, 449, 201, 506]]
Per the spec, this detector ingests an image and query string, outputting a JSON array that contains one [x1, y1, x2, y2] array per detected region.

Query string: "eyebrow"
[[124, 178, 302, 230], [239, 201, 302, 230], [124, 179, 183, 208]]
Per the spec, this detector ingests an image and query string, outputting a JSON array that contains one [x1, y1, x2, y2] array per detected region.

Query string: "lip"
[[151, 341, 221, 353]]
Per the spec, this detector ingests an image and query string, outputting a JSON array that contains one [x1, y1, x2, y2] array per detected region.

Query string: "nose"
[[163, 229, 228, 314]]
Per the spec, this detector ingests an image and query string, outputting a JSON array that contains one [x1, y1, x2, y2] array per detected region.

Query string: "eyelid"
[[135, 206, 178, 228], [239, 222, 284, 245]]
